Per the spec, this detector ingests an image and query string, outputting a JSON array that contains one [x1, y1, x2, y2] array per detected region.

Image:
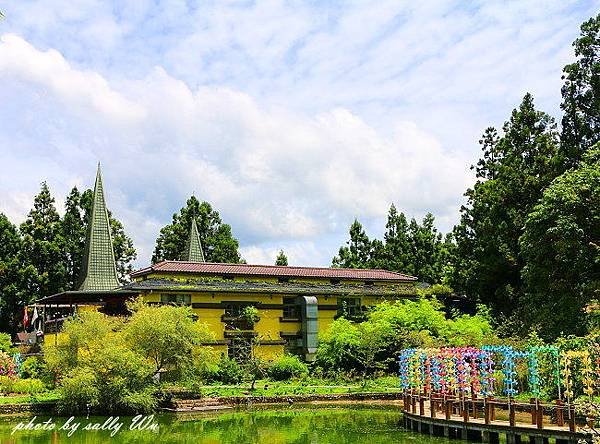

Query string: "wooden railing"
[[402, 391, 578, 432]]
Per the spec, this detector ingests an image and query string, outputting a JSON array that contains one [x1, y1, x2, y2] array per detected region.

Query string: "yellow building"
[[38, 166, 417, 361], [123, 260, 417, 361]]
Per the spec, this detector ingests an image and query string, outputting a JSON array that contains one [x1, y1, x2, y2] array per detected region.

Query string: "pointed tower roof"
[[183, 217, 205, 262], [77, 164, 120, 291]]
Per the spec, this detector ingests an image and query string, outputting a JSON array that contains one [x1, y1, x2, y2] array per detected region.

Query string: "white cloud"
[[0, 1, 597, 267], [0, 33, 469, 266], [0, 34, 145, 123]]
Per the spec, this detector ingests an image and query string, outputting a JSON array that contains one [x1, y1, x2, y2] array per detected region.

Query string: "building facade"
[[38, 166, 418, 361]]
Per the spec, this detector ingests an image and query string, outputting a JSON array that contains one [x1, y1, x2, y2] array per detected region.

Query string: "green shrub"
[[120, 387, 157, 414], [0, 334, 14, 354], [199, 362, 220, 384], [20, 357, 45, 379], [11, 378, 46, 394], [268, 355, 309, 381], [216, 357, 244, 384], [317, 298, 498, 374], [57, 368, 100, 414], [0, 375, 15, 394]]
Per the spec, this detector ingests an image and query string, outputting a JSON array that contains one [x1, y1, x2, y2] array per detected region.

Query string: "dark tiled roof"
[[121, 278, 417, 297], [131, 260, 417, 282], [183, 218, 205, 262]]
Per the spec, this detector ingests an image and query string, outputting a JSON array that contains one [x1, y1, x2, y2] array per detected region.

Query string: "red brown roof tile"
[[131, 260, 417, 282]]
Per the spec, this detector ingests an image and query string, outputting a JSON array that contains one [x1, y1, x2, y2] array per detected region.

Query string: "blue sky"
[[0, 1, 598, 267]]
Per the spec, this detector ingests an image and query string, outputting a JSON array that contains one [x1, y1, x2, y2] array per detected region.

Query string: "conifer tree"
[[62, 187, 87, 289], [19, 182, 67, 300], [332, 219, 378, 269], [0, 214, 31, 333], [153, 196, 241, 264], [381, 204, 411, 273], [407, 213, 446, 284], [275, 250, 288, 266], [520, 145, 600, 338], [449, 94, 560, 317], [560, 14, 600, 168]]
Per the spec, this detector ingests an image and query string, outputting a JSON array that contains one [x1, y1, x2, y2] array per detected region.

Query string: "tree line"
[[0, 191, 242, 333], [0, 14, 598, 340], [333, 14, 600, 340]]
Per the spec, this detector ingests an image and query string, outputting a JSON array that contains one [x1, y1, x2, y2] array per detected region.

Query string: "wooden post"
[[472, 394, 478, 418], [419, 396, 425, 416], [509, 399, 516, 427], [484, 398, 491, 425], [536, 399, 543, 430], [445, 398, 452, 420], [555, 399, 564, 426], [568, 404, 576, 433], [530, 398, 537, 425], [490, 397, 496, 421], [430, 396, 436, 418]]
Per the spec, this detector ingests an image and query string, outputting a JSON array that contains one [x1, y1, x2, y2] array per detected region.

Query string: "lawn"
[[0, 390, 61, 405], [178, 376, 401, 398]]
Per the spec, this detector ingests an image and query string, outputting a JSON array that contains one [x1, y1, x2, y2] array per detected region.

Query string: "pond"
[[0, 403, 459, 443]]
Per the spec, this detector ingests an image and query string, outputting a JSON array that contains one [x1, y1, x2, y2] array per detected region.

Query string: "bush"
[[216, 357, 244, 384], [0, 375, 15, 394], [268, 355, 309, 381], [0, 333, 14, 354], [58, 368, 100, 414], [317, 298, 498, 374], [197, 362, 220, 384], [20, 357, 45, 379], [11, 378, 46, 394], [0, 351, 16, 378], [120, 387, 157, 414]]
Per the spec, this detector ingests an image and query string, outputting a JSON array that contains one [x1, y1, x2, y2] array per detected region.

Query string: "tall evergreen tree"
[[62, 187, 87, 289], [19, 182, 67, 300], [275, 250, 288, 266], [0, 214, 35, 333], [381, 204, 412, 273], [449, 94, 560, 317], [332, 219, 379, 269], [560, 14, 600, 169], [407, 213, 446, 284], [520, 145, 600, 338], [332, 208, 450, 282], [152, 196, 241, 264]]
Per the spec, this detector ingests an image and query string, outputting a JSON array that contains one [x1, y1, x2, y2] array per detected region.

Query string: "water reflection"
[[0, 404, 456, 444]]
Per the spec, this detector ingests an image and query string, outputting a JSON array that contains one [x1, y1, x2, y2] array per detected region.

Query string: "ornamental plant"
[[0, 351, 17, 378]]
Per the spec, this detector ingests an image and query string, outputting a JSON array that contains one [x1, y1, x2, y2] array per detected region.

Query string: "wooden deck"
[[402, 393, 590, 443]]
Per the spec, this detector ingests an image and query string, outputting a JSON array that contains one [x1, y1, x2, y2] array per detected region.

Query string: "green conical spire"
[[77, 164, 120, 291], [183, 217, 205, 262]]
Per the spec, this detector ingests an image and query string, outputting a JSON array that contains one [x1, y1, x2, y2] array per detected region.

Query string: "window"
[[278, 277, 290, 283], [223, 302, 257, 330], [282, 297, 299, 319], [160, 293, 191, 305], [224, 302, 252, 318], [228, 338, 252, 363], [337, 297, 362, 318], [330, 279, 340, 285]]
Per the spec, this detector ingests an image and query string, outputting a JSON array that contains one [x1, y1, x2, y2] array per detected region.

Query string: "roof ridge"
[[133, 260, 417, 281], [159, 259, 407, 273]]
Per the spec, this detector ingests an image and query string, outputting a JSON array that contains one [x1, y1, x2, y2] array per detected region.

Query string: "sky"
[[0, 1, 598, 268]]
